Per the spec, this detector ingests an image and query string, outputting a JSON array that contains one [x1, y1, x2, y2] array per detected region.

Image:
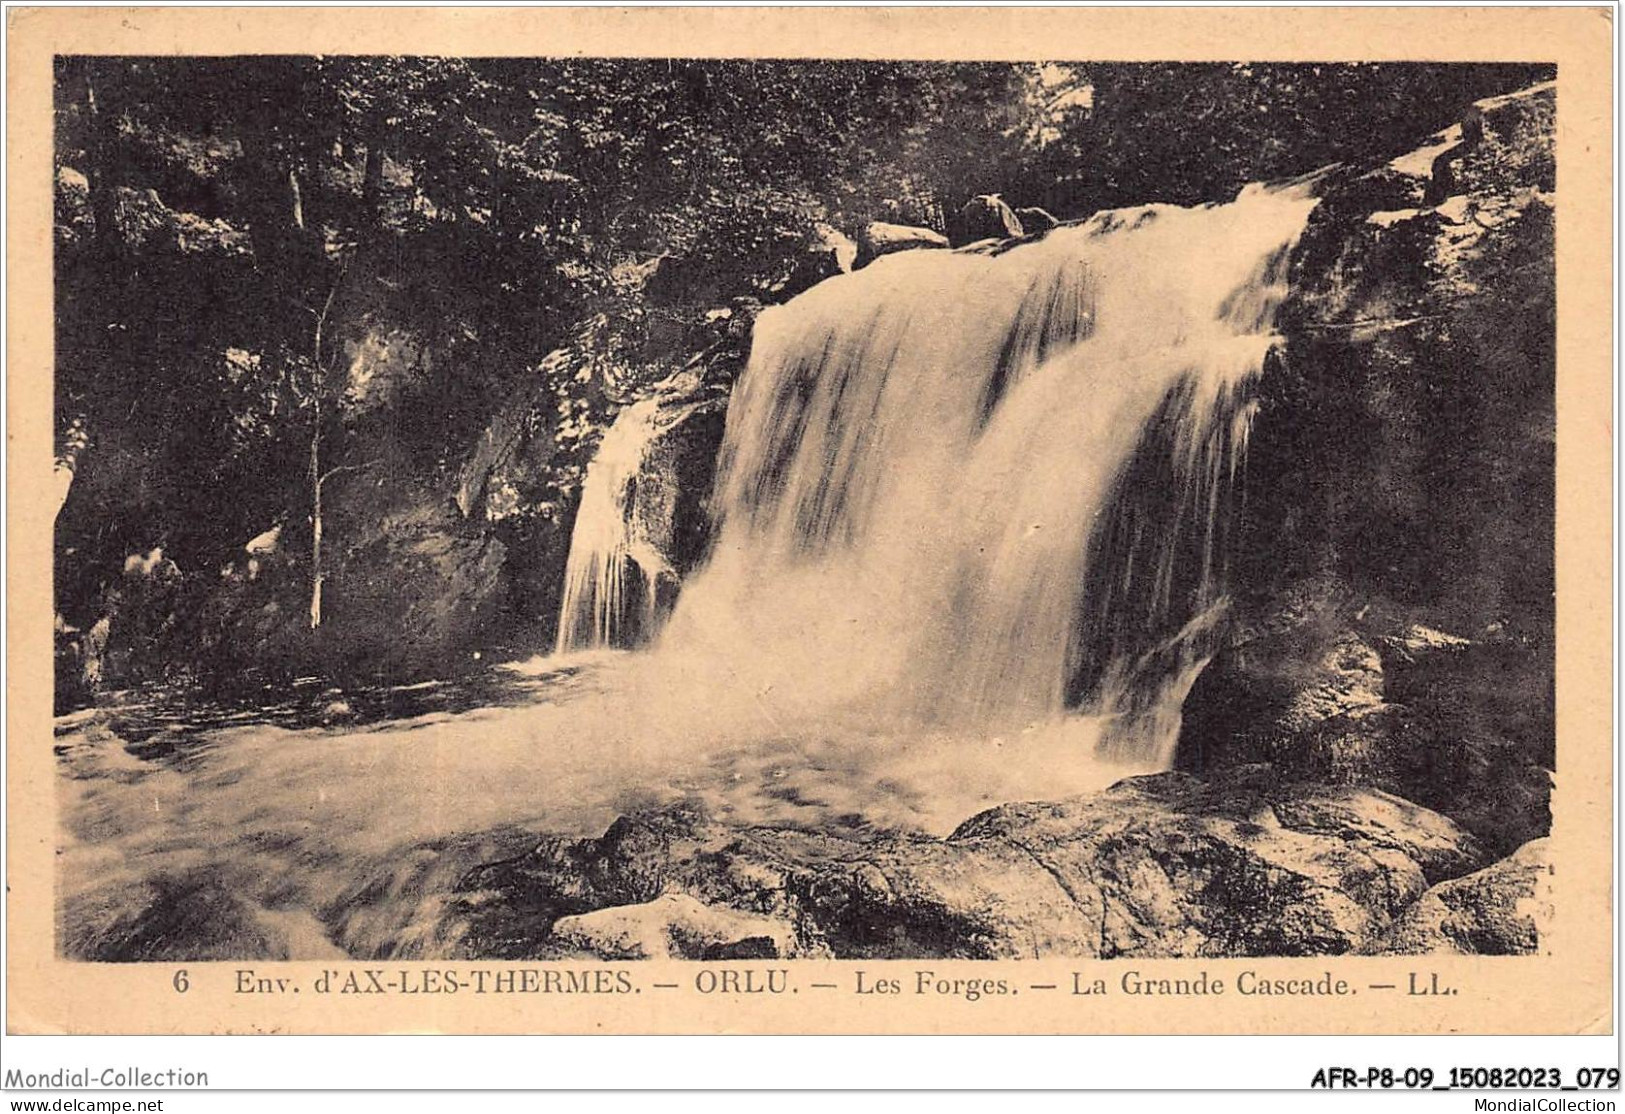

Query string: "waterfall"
[[555, 398, 684, 652], [53, 184, 1327, 959], [666, 182, 1315, 762], [561, 181, 1317, 767]]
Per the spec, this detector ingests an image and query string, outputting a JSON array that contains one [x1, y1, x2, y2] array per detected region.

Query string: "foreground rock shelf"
[[433, 766, 1551, 961]]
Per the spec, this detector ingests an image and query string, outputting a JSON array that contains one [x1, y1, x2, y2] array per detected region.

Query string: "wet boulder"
[[1176, 579, 1552, 858], [950, 768, 1481, 958], [1364, 839, 1551, 955], [1015, 206, 1061, 233], [773, 224, 858, 300], [1176, 576, 1385, 774], [550, 892, 809, 960], [626, 395, 730, 577]]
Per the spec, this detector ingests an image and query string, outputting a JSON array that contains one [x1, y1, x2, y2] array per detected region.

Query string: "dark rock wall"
[[1175, 83, 1556, 858], [60, 272, 755, 696], [1248, 83, 1555, 638]]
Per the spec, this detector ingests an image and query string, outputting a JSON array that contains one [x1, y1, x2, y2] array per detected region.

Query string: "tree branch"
[[315, 459, 381, 492], [312, 265, 346, 368]]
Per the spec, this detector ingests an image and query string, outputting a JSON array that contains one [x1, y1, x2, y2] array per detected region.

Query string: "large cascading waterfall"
[[563, 182, 1318, 767]]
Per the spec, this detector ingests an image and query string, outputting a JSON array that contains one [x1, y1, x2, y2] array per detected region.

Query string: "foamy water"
[[57, 653, 1143, 959]]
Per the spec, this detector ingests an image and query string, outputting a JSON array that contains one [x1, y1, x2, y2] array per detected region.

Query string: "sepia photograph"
[[5, 5, 1613, 1053], [48, 51, 1562, 963]]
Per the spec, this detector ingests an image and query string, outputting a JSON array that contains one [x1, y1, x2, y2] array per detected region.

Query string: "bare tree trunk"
[[362, 132, 386, 217], [289, 169, 306, 232], [309, 395, 324, 630], [308, 277, 340, 630], [309, 459, 379, 629], [80, 73, 122, 250]]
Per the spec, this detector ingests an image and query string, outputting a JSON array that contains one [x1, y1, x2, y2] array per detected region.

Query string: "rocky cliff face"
[[1177, 82, 1556, 862], [1248, 81, 1554, 636]]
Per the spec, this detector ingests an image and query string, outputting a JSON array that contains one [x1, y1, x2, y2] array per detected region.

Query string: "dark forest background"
[[53, 58, 1553, 707]]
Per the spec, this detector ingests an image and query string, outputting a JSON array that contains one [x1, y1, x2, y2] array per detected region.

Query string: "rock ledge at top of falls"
[[948, 193, 1026, 247], [1282, 79, 1553, 336], [437, 766, 1486, 962], [854, 221, 951, 268]]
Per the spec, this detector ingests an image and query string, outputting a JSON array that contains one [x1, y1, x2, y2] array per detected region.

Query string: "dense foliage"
[[53, 58, 1552, 702]]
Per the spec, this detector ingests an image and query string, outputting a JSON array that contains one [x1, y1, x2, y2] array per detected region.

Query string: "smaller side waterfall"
[[555, 396, 708, 652]]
